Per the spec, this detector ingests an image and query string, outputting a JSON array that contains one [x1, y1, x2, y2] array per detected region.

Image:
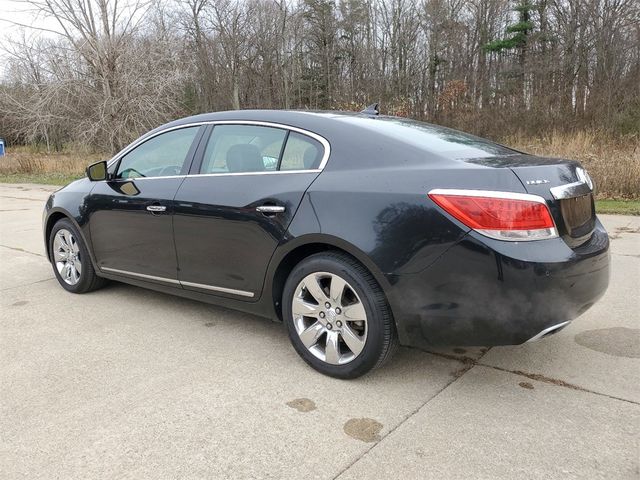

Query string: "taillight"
[[428, 189, 557, 241]]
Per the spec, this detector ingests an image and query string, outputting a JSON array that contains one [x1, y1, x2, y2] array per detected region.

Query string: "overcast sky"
[[0, 0, 149, 77], [0, 0, 63, 77], [0, 0, 62, 36]]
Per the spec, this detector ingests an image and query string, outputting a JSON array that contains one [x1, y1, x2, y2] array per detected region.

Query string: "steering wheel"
[[159, 165, 181, 176], [119, 167, 145, 179]]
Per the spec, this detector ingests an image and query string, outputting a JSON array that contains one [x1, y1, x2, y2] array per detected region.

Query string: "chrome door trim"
[[112, 170, 321, 181], [100, 267, 255, 298], [146, 205, 167, 212], [100, 267, 181, 285], [189, 169, 321, 178], [256, 205, 286, 213], [106, 120, 331, 175], [180, 280, 255, 298]]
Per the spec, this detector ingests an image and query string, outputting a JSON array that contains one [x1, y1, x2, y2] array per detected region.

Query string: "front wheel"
[[49, 218, 106, 293], [282, 252, 397, 379]]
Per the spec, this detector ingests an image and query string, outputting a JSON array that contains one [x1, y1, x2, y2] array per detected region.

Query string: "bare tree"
[[1, 0, 638, 152]]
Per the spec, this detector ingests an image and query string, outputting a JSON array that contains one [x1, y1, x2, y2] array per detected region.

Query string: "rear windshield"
[[339, 116, 516, 159]]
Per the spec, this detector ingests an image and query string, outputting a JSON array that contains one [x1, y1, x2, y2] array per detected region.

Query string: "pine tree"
[[485, 1, 536, 107]]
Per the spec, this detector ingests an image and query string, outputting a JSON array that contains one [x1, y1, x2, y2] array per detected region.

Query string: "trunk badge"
[[525, 179, 550, 185]]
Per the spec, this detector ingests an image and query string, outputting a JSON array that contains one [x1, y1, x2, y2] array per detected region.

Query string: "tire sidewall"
[[283, 254, 388, 379], [49, 219, 94, 293]]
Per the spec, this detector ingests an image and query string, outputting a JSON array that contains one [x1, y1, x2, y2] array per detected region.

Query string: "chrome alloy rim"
[[292, 272, 368, 365], [53, 229, 82, 285]]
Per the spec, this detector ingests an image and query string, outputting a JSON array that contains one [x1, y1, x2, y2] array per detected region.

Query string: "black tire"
[[283, 251, 397, 379], [49, 218, 106, 294]]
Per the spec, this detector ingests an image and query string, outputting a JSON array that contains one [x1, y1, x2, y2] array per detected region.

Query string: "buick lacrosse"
[[43, 108, 610, 378]]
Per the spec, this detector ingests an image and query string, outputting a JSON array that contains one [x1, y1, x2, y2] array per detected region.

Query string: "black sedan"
[[43, 109, 610, 378]]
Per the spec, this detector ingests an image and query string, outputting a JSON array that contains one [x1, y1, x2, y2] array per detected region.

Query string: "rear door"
[[173, 123, 327, 299], [88, 125, 204, 281]]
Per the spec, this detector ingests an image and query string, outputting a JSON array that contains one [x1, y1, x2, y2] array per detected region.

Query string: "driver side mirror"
[[86, 160, 108, 181]]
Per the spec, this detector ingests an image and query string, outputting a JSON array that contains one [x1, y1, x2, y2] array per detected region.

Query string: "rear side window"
[[280, 132, 323, 171], [338, 117, 515, 159], [117, 127, 199, 179], [201, 125, 287, 174], [198, 124, 325, 174]]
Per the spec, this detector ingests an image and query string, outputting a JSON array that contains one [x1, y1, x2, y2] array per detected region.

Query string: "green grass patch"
[[596, 199, 640, 215], [0, 173, 83, 186]]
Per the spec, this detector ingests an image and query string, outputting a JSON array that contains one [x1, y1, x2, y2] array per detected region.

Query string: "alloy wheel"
[[53, 228, 82, 285], [291, 272, 368, 365]]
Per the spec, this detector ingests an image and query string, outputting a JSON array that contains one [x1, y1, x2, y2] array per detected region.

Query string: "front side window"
[[117, 127, 200, 179], [201, 125, 287, 174]]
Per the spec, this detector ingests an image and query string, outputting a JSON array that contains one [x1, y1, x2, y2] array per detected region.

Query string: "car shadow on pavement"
[[94, 281, 458, 381]]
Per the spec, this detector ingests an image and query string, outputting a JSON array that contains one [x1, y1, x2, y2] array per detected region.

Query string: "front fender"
[[43, 179, 98, 269]]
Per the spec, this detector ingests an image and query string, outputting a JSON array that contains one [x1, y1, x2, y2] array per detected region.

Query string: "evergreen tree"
[[485, 1, 536, 107]]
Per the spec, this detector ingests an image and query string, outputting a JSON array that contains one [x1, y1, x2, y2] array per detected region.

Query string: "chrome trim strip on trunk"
[[549, 181, 592, 200], [99, 267, 255, 298]]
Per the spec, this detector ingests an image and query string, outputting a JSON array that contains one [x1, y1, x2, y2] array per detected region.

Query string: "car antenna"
[[361, 103, 379, 116]]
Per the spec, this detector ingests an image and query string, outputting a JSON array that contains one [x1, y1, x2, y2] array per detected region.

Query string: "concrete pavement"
[[1, 183, 638, 479]]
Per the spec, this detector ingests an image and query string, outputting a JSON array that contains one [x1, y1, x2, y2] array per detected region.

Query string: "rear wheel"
[[283, 252, 397, 378], [49, 218, 106, 293]]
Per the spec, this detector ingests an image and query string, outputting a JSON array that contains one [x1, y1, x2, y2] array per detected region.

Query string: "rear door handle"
[[256, 205, 285, 214], [147, 205, 167, 212]]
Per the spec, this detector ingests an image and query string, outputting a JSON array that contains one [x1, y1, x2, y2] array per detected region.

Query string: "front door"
[[88, 126, 204, 281], [173, 123, 326, 299]]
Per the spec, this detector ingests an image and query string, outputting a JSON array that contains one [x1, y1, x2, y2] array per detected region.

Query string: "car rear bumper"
[[388, 219, 610, 348]]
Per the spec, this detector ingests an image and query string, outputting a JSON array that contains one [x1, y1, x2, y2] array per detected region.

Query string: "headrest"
[[226, 144, 265, 173], [303, 145, 321, 169]]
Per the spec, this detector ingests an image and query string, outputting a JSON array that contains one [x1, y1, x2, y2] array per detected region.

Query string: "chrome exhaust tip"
[[526, 321, 571, 342]]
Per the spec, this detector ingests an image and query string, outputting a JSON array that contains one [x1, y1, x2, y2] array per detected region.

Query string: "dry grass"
[[0, 146, 101, 176], [0, 146, 103, 185], [503, 131, 639, 199], [1, 132, 638, 198]]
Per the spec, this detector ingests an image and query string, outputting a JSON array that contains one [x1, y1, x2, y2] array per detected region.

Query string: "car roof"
[[143, 109, 515, 166], [161, 109, 381, 131]]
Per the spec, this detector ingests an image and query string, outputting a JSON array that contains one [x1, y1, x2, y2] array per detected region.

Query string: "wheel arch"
[[44, 208, 97, 269], [267, 234, 392, 321], [45, 210, 72, 260]]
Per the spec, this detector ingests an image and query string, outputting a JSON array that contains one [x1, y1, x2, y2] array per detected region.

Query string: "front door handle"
[[256, 205, 285, 214], [147, 205, 167, 212]]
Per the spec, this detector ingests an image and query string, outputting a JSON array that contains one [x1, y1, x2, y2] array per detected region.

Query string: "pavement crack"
[[476, 363, 640, 405], [611, 253, 640, 259], [0, 244, 45, 257], [424, 350, 639, 405], [1, 277, 54, 291], [424, 347, 492, 366], [0, 195, 44, 202], [332, 353, 477, 480]]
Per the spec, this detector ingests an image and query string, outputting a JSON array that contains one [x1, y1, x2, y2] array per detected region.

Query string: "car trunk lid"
[[486, 154, 596, 248]]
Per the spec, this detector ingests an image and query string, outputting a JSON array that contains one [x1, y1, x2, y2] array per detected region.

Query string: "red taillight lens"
[[428, 190, 557, 241]]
